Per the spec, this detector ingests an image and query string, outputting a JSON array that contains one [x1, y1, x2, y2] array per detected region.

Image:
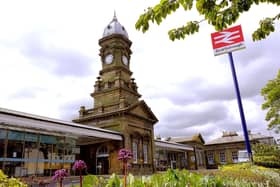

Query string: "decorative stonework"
[[73, 14, 158, 174]]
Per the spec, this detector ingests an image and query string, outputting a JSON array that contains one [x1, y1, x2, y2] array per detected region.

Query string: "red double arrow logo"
[[211, 25, 244, 49]]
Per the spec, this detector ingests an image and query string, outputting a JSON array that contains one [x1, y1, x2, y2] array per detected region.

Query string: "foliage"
[[126, 168, 280, 186], [82, 175, 99, 187], [0, 170, 27, 187], [216, 163, 280, 186], [126, 174, 150, 187], [135, 0, 280, 41], [1, 165, 277, 186], [65, 165, 280, 187], [252, 143, 280, 168], [261, 69, 280, 133], [76, 176, 107, 187], [105, 173, 121, 187]]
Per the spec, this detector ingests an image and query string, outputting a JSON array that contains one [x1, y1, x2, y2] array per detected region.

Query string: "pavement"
[[25, 175, 113, 187], [25, 176, 80, 187]]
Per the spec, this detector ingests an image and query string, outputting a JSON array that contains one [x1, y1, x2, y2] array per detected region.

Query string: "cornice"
[[99, 34, 132, 47], [99, 66, 132, 76], [91, 85, 141, 98], [73, 102, 157, 125]]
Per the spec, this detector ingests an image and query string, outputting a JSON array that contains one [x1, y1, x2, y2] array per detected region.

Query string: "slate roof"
[[205, 133, 273, 145], [0, 107, 122, 140], [155, 139, 193, 151], [170, 133, 205, 144]]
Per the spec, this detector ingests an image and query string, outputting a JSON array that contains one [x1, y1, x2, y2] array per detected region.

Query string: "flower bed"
[[78, 166, 280, 187], [2, 162, 279, 186]]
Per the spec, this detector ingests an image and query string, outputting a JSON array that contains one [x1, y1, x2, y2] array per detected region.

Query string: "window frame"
[[231, 151, 238, 163], [219, 151, 226, 164], [143, 143, 148, 164], [132, 140, 138, 164], [207, 152, 214, 165]]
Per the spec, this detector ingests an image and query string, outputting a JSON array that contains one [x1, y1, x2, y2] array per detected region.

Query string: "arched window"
[[97, 145, 109, 157]]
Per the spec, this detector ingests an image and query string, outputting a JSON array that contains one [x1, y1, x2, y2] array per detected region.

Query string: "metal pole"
[[228, 52, 253, 162]]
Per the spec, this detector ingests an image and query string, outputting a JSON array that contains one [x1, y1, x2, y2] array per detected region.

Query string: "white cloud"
[[0, 1, 279, 142]]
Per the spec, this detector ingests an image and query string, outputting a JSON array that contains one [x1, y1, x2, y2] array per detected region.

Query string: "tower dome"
[[103, 12, 129, 38]]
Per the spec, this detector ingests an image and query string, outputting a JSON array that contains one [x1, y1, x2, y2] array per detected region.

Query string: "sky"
[[0, 0, 279, 142]]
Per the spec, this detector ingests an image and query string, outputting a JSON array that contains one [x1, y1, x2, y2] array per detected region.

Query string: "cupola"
[[102, 12, 129, 38]]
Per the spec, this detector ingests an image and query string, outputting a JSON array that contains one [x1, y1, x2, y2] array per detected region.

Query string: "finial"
[[113, 10, 117, 21]]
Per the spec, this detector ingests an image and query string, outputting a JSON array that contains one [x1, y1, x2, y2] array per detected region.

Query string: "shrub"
[[0, 170, 27, 187], [252, 143, 280, 168], [216, 163, 280, 186], [82, 175, 99, 187], [69, 166, 280, 187]]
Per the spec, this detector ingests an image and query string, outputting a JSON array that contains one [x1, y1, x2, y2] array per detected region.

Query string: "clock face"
[[122, 55, 128, 66], [105, 54, 113, 64]]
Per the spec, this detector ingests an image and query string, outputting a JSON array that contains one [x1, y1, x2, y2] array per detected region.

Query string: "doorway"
[[96, 157, 109, 175], [96, 145, 109, 174]]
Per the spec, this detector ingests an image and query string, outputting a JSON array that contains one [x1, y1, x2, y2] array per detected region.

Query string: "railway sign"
[[211, 25, 245, 56]]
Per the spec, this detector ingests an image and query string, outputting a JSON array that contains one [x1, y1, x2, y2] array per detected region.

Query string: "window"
[[24, 132, 39, 176], [197, 151, 204, 166], [168, 152, 176, 161], [52, 137, 65, 171], [132, 140, 138, 163], [231, 151, 238, 163], [0, 130, 78, 177], [219, 152, 226, 163], [143, 143, 148, 164], [0, 129, 7, 158], [6, 131, 25, 176], [207, 152, 214, 165], [97, 145, 108, 157]]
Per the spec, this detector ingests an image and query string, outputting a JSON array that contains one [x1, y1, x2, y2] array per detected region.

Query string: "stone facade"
[[204, 131, 276, 168], [171, 134, 207, 169], [73, 16, 158, 175]]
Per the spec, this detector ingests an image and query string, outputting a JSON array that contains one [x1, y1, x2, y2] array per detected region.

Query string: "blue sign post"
[[228, 52, 253, 162], [211, 25, 253, 162]]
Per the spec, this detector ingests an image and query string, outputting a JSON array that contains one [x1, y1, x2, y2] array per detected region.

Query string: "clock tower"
[[92, 13, 141, 110], [73, 13, 158, 175]]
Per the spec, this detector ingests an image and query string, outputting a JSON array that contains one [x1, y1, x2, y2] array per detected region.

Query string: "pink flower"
[[118, 149, 133, 162], [52, 169, 69, 181], [72, 160, 87, 171]]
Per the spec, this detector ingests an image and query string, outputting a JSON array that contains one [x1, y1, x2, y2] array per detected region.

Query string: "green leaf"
[[261, 69, 280, 132], [136, 0, 279, 42]]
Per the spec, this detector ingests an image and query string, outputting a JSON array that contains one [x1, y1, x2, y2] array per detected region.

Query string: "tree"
[[135, 0, 280, 41], [261, 70, 280, 133]]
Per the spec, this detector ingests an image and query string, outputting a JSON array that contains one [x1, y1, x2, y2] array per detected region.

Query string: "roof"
[[103, 12, 128, 38], [74, 100, 158, 124], [155, 139, 193, 151], [127, 100, 158, 123], [0, 107, 122, 141], [205, 133, 273, 145], [171, 133, 205, 144]]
